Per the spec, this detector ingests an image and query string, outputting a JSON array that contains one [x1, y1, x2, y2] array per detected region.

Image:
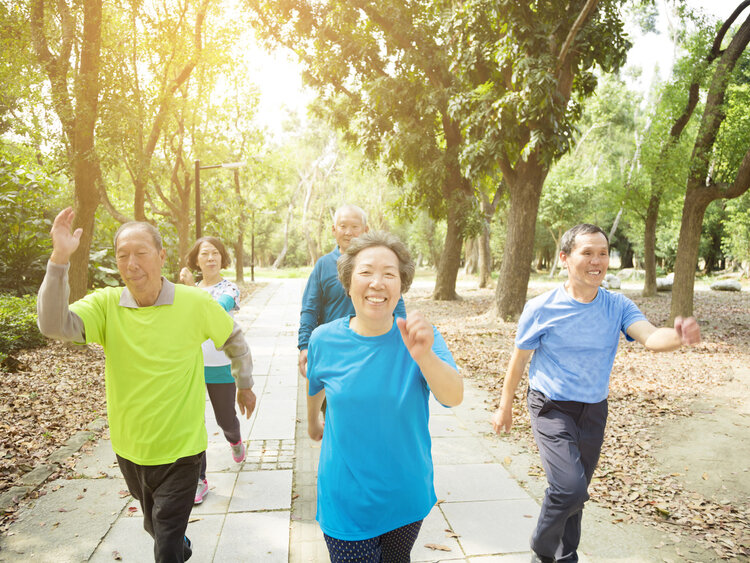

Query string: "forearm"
[[644, 327, 682, 352], [36, 261, 85, 342], [222, 320, 254, 389], [499, 348, 532, 409], [418, 351, 463, 406]]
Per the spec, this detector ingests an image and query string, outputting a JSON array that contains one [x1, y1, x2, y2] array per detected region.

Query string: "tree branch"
[[556, 0, 599, 73]]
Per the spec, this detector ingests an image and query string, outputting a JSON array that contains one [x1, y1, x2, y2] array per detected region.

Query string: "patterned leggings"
[[324, 519, 423, 563]]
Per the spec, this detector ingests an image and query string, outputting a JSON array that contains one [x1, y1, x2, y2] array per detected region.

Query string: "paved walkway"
[[3, 278, 664, 562]]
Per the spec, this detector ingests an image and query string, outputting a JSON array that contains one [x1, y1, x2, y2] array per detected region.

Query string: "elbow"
[[438, 383, 464, 407]]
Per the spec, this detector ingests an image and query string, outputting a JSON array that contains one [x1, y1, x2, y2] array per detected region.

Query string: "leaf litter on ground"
[[405, 285, 750, 561]]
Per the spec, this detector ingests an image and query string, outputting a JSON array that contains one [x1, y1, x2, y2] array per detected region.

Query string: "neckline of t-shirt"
[[558, 283, 603, 306], [344, 315, 397, 340], [200, 278, 226, 289]]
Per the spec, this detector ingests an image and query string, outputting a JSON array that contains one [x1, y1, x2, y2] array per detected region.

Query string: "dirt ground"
[[405, 280, 750, 561]]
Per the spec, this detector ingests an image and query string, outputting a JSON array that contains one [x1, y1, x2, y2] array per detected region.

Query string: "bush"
[[0, 151, 59, 296], [0, 294, 47, 368]]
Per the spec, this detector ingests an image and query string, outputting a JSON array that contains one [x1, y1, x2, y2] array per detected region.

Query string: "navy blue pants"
[[527, 389, 608, 563], [324, 519, 423, 562], [117, 453, 202, 563]]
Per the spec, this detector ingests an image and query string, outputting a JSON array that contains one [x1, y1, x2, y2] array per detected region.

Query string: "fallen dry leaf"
[[424, 544, 452, 552]]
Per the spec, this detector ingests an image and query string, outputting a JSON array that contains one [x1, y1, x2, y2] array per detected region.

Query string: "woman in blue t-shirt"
[[306, 231, 463, 563], [180, 236, 245, 505]]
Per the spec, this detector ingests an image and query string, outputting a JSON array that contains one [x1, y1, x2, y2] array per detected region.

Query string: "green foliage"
[[722, 193, 750, 264], [0, 294, 47, 368], [0, 149, 62, 296], [448, 0, 632, 176]]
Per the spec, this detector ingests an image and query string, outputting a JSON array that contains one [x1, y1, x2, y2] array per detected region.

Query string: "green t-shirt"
[[71, 284, 234, 465]]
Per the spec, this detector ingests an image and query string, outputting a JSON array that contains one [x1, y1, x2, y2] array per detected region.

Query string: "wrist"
[[49, 251, 71, 265]]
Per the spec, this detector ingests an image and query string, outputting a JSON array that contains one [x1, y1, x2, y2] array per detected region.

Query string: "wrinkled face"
[[349, 245, 401, 323], [560, 232, 609, 291], [196, 241, 222, 276], [115, 227, 166, 297], [332, 209, 367, 252]]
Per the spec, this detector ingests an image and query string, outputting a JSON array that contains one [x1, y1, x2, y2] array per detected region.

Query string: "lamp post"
[[194, 160, 244, 239]]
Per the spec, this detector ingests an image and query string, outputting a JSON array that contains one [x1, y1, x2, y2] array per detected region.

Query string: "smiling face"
[[332, 208, 368, 252], [560, 231, 609, 296], [349, 245, 402, 328], [196, 241, 222, 277], [115, 227, 166, 301]]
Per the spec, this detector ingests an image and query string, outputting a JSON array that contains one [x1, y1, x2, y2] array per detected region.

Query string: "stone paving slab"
[[214, 511, 290, 562], [229, 469, 293, 512], [440, 499, 540, 556], [0, 477, 129, 563], [434, 464, 529, 502]]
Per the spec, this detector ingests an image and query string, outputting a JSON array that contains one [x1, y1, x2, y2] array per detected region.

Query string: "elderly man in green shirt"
[[37, 207, 256, 563]]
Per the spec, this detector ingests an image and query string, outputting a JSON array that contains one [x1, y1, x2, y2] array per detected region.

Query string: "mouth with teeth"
[[365, 296, 386, 304]]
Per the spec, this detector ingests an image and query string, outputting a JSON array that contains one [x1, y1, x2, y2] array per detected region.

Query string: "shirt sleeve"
[[620, 294, 648, 341], [394, 296, 407, 319], [298, 265, 323, 350], [430, 327, 458, 369], [514, 301, 541, 351], [306, 333, 323, 395], [37, 261, 87, 344]]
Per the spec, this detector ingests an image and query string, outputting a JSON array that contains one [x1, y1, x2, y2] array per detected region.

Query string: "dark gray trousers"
[[527, 389, 608, 562], [117, 452, 202, 563]]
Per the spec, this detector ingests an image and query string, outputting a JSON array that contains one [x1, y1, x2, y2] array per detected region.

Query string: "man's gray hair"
[[114, 222, 163, 251], [333, 204, 367, 227], [337, 231, 415, 295]]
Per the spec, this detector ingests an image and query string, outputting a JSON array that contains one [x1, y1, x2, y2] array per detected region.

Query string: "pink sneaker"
[[194, 478, 208, 504], [230, 440, 246, 463]]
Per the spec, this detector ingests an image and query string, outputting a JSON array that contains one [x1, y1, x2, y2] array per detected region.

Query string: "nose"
[[369, 274, 385, 288]]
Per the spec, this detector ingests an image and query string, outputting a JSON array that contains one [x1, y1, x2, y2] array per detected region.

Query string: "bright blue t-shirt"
[[516, 285, 646, 403], [307, 316, 456, 540]]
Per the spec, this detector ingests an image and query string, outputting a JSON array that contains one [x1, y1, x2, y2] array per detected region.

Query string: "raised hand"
[[179, 267, 195, 286], [396, 311, 434, 363], [49, 207, 83, 265], [674, 316, 701, 346]]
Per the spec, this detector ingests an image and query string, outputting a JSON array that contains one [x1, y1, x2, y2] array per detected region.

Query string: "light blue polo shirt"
[[516, 285, 646, 403], [307, 316, 457, 540]]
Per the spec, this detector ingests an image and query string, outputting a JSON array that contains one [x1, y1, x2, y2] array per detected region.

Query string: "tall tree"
[[671, 3, 750, 319], [30, 0, 102, 301], [246, 0, 474, 299], [450, 0, 631, 319]]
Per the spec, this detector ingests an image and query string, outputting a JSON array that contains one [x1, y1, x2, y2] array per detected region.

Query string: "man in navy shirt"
[[298, 204, 406, 376]]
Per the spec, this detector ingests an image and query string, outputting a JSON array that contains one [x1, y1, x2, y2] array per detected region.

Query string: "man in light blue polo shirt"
[[491, 224, 701, 563]]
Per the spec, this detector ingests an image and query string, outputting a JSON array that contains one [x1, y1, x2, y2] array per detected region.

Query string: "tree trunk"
[[495, 158, 547, 320], [642, 192, 661, 297], [433, 203, 464, 300], [670, 188, 714, 319], [273, 201, 294, 269], [233, 169, 245, 283], [478, 225, 492, 288], [464, 237, 478, 275]]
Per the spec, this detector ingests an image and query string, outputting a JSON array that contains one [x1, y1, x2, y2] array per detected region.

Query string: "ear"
[[559, 251, 568, 268], [363, 225, 370, 233], [159, 248, 167, 265]]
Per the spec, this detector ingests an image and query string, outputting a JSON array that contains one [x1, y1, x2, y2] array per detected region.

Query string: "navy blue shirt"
[[298, 247, 406, 350]]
